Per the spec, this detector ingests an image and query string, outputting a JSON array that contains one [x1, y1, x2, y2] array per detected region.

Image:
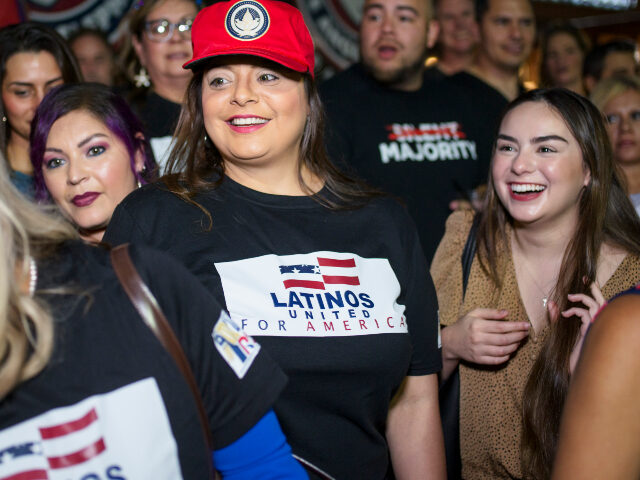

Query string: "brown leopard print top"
[[431, 210, 640, 479]]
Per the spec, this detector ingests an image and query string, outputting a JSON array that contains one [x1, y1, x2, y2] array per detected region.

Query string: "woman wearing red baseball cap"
[[105, 1, 445, 478]]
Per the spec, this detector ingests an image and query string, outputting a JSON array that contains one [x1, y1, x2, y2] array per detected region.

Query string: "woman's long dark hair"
[[476, 88, 640, 479], [164, 63, 379, 226]]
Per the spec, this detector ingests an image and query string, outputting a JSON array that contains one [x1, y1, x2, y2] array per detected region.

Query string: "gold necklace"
[[515, 251, 556, 308]]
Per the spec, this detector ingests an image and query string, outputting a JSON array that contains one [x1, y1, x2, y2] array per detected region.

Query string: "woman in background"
[[0, 22, 82, 197], [0, 149, 305, 479], [540, 24, 589, 96], [30, 83, 156, 242], [432, 88, 640, 479], [591, 76, 640, 216], [119, 0, 198, 171]]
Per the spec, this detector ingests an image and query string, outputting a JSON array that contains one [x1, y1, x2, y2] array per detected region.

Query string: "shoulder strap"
[[110, 244, 215, 454], [461, 214, 481, 297]]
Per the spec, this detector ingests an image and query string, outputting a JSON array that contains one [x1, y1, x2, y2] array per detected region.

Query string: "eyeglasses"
[[144, 17, 193, 42]]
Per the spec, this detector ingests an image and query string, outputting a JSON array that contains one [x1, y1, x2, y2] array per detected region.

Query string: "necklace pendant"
[[542, 296, 548, 308]]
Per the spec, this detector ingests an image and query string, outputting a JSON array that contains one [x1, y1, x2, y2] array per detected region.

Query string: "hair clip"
[[134, 0, 144, 9]]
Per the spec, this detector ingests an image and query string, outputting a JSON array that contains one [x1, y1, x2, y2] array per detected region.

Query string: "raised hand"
[[558, 283, 606, 374]]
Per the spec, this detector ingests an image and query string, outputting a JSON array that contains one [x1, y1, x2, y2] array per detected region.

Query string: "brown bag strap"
[[111, 246, 334, 480], [110, 244, 215, 464]]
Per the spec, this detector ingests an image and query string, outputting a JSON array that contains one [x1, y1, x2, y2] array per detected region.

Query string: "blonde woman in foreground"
[[0, 152, 304, 478]]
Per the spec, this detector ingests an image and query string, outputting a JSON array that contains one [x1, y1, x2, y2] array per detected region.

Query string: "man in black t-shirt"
[[461, 0, 536, 101], [320, 0, 503, 261]]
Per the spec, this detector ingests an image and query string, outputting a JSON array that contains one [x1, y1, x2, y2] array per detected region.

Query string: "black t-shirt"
[[104, 177, 442, 479], [319, 63, 506, 262], [130, 90, 182, 173], [0, 242, 285, 480]]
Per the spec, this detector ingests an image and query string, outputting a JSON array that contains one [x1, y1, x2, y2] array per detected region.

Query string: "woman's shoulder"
[[600, 247, 640, 299], [431, 210, 476, 267]]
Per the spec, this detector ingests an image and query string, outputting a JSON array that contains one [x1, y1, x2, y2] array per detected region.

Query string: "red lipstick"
[[72, 192, 100, 207]]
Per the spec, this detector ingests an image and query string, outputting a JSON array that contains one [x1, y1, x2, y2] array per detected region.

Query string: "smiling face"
[[436, 0, 479, 55], [492, 101, 591, 228], [478, 0, 535, 73], [360, 0, 438, 91], [603, 89, 640, 167], [42, 110, 143, 242], [2, 51, 63, 142], [132, 0, 196, 86], [545, 32, 584, 88], [201, 58, 309, 182]]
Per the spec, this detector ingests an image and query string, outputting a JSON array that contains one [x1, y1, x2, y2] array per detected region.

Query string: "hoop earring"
[[134, 67, 151, 88]]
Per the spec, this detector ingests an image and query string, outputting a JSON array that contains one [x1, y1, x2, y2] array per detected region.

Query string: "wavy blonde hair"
[[0, 158, 76, 399]]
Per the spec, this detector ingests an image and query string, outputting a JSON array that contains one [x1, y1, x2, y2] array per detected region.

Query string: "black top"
[[319, 63, 506, 262], [0, 242, 285, 479], [129, 90, 182, 172], [104, 177, 442, 479]]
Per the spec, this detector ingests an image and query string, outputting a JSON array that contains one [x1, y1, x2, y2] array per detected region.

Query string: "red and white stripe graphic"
[[39, 408, 107, 470], [317, 257, 360, 286], [38, 408, 105, 470]]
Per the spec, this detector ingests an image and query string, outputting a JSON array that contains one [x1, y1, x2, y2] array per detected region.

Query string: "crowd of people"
[[0, 0, 639, 478]]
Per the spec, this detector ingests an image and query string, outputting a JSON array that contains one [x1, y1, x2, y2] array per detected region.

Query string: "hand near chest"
[[443, 308, 531, 365]]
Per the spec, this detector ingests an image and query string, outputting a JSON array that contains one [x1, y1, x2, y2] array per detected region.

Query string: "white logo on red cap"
[[225, 1, 270, 41]]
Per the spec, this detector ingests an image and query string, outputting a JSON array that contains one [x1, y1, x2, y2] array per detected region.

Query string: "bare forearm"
[[387, 375, 446, 480], [440, 326, 460, 382]]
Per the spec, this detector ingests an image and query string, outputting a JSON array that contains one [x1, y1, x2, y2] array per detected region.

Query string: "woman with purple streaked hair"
[[30, 83, 156, 242]]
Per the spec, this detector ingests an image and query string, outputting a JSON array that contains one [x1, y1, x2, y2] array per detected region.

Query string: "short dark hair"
[[583, 39, 637, 81], [67, 27, 112, 53], [0, 22, 82, 155], [30, 83, 156, 202], [475, 0, 532, 23]]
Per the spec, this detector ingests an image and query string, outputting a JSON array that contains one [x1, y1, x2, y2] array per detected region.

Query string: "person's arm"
[[386, 374, 446, 479], [213, 410, 308, 480], [552, 294, 640, 479], [441, 308, 530, 381]]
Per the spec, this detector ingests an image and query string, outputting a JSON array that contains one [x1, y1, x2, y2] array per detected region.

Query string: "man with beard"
[[320, 0, 503, 261]]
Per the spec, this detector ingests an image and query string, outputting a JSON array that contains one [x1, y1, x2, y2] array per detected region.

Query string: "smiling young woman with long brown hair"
[[432, 88, 640, 479]]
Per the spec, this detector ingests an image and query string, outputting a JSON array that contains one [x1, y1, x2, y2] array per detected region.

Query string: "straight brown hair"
[[475, 88, 640, 479]]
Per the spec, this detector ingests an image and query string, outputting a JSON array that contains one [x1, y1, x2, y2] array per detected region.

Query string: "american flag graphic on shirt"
[[279, 257, 360, 290]]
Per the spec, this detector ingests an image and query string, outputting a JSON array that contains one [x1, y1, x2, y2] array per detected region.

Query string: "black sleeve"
[[319, 83, 355, 171], [395, 204, 442, 375], [104, 201, 147, 247], [129, 245, 288, 449]]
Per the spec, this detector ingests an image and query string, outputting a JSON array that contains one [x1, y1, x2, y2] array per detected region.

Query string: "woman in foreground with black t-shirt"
[[0, 152, 306, 478], [104, 1, 445, 478]]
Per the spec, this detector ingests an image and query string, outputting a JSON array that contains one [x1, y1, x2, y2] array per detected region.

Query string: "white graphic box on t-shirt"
[[215, 251, 407, 337], [0, 378, 182, 479]]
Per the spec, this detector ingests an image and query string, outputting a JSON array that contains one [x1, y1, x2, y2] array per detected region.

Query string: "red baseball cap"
[[183, 0, 315, 77]]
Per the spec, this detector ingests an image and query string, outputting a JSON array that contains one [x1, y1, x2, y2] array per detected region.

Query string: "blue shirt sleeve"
[[212, 410, 308, 479]]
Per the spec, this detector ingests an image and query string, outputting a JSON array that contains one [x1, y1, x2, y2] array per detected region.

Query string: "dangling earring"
[[1, 116, 6, 123], [137, 179, 142, 189], [134, 67, 151, 88]]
